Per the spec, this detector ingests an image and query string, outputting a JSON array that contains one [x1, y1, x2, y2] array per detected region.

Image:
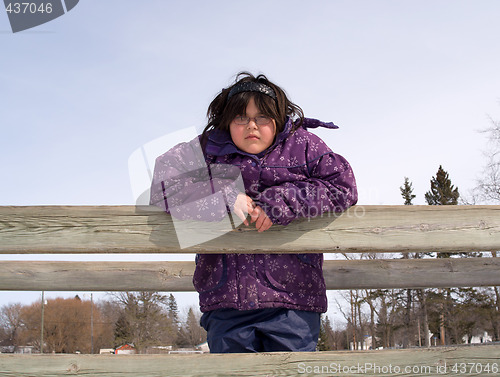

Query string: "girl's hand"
[[233, 193, 272, 232], [249, 205, 273, 232], [233, 193, 255, 226]]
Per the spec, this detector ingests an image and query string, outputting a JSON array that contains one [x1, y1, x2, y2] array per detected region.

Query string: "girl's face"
[[229, 97, 276, 155]]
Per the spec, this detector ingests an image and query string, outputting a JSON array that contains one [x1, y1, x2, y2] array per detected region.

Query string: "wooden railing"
[[0, 205, 499, 376]]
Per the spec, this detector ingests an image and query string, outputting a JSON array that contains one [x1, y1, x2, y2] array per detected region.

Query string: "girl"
[[150, 72, 357, 353]]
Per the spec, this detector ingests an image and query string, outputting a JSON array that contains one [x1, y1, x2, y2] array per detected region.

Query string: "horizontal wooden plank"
[[0, 261, 195, 291], [0, 344, 499, 376], [0, 205, 499, 254], [1, 258, 499, 291], [325, 257, 500, 289]]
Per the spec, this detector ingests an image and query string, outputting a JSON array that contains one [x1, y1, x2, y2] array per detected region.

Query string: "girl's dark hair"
[[202, 72, 304, 142]]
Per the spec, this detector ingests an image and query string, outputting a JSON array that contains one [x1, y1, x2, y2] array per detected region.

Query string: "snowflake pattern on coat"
[[150, 117, 358, 313]]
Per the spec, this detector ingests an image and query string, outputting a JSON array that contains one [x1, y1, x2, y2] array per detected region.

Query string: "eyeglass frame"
[[232, 115, 273, 126]]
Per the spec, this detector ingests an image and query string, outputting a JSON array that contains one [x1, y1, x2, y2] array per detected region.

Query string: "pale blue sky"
[[1, 0, 500, 319]]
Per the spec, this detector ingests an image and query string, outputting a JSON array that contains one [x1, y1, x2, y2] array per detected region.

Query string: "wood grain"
[[1, 258, 499, 291], [0, 344, 498, 376], [0, 205, 499, 254]]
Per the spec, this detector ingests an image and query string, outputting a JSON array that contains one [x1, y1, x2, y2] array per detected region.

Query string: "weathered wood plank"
[[1, 258, 499, 291], [0, 205, 499, 254], [324, 257, 500, 289], [0, 261, 195, 291], [0, 344, 499, 376]]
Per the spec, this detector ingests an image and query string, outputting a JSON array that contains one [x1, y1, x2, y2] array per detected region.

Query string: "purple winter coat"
[[150, 117, 357, 313]]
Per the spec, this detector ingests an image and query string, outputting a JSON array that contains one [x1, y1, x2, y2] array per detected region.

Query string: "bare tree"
[[473, 113, 500, 340], [476, 115, 500, 203], [17, 296, 108, 353], [0, 303, 23, 350]]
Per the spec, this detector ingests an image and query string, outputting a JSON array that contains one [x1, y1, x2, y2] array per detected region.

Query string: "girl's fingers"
[[255, 210, 266, 229], [249, 206, 259, 223], [234, 193, 254, 226], [234, 208, 249, 225], [264, 218, 272, 231], [257, 217, 272, 232], [254, 207, 272, 232], [234, 195, 271, 230]]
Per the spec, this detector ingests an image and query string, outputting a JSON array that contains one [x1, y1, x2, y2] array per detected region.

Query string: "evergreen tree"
[[424, 166, 460, 345], [317, 315, 332, 351], [400, 177, 416, 205], [176, 307, 206, 348], [112, 292, 176, 352], [113, 313, 131, 347], [399, 178, 418, 347], [424, 165, 459, 205], [167, 293, 179, 327]]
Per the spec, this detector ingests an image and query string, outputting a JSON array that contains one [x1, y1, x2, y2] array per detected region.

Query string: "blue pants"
[[200, 308, 320, 353]]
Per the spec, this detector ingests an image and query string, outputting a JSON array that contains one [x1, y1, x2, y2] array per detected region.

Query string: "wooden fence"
[[0, 205, 499, 376]]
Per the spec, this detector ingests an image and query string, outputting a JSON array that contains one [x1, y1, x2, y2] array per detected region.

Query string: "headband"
[[227, 81, 277, 101]]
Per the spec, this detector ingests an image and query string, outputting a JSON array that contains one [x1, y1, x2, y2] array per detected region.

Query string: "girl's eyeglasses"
[[233, 116, 273, 126]]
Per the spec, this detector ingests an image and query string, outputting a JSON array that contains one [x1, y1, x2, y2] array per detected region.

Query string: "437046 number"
[[451, 363, 499, 374], [5, 2, 53, 14]]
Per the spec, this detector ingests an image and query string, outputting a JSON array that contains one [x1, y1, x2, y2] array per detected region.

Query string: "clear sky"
[[1, 0, 500, 321]]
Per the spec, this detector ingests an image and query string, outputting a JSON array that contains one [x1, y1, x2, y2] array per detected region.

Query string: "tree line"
[[319, 114, 500, 350], [0, 292, 206, 354]]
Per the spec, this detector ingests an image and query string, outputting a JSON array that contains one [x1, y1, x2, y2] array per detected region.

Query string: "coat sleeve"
[[256, 135, 358, 226], [149, 137, 242, 222]]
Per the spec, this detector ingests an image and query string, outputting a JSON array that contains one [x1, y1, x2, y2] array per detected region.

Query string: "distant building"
[[350, 335, 373, 350], [146, 345, 173, 354], [0, 346, 15, 353], [0, 345, 35, 354], [115, 344, 136, 355], [463, 331, 493, 344], [196, 342, 210, 353], [167, 348, 203, 354], [99, 348, 115, 354]]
